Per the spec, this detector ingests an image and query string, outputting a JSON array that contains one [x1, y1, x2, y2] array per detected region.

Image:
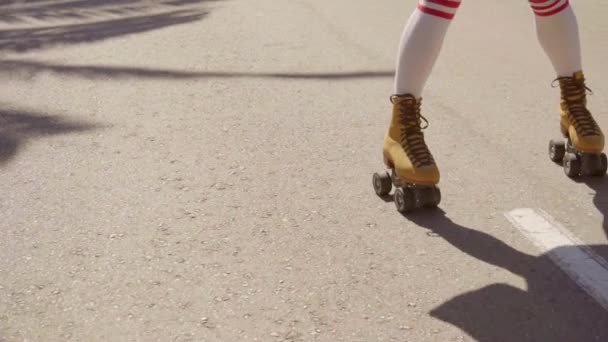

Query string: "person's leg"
[[393, 0, 461, 97], [531, 0, 604, 154], [385, 0, 461, 188], [532, 0, 581, 77]]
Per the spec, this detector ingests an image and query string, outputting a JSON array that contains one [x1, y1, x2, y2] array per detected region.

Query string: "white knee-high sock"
[[531, 0, 582, 77], [393, 0, 462, 97]]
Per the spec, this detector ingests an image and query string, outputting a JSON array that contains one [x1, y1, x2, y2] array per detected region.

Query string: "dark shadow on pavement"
[[0, 0, 218, 23], [0, 107, 99, 165], [401, 209, 608, 341], [574, 177, 608, 244], [549, 154, 608, 255], [0, 0, 218, 52], [0, 59, 394, 80]]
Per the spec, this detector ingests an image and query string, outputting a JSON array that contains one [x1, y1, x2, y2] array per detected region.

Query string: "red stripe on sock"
[[531, 0, 560, 11], [417, 4, 455, 20], [533, 0, 569, 16], [425, 0, 461, 9]]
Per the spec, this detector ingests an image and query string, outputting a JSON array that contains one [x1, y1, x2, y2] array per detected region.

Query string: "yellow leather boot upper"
[[383, 94, 439, 186], [558, 71, 604, 153]]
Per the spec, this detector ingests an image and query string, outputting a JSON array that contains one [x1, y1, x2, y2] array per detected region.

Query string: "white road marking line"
[[505, 208, 608, 311]]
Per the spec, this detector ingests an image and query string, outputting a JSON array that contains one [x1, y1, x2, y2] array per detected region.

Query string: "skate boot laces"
[[392, 96, 435, 168], [554, 75, 601, 137]]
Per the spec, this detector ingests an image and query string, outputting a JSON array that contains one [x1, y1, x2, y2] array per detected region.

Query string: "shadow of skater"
[[574, 177, 608, 242], [0, 108, 99, 165], [403, 209, 608, 342]]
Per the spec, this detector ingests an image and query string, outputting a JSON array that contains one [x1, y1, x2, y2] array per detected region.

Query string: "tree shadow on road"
[[0, 0, 217, 53], [400, 209, 608, 341], [0, 1, 391, 81], [0, 1, 216, 166], [0, 59, 394, 81], [0, 107, 99, 165], [0, 0, 215, 23]]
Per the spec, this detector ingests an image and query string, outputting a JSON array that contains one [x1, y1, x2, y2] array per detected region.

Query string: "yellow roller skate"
[[548, 71, 607, 177], [372, 94, 441, 213]]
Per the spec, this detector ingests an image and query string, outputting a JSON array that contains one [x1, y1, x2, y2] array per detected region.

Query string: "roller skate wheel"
[[593, 153, 607, 177], [372, 171, 392, 196], [419, 187, 441, 208], [548, 139, 565, 163], [394, 187, 415, 213], [563, 153, 581, 178]]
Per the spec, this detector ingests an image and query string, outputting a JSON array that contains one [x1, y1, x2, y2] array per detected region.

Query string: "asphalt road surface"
[[2, 0, 608, 341]]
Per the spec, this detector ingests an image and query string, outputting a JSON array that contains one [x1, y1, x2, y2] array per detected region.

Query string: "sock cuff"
[[530, 0, 570, 17], [417, 0, 462, 20]]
